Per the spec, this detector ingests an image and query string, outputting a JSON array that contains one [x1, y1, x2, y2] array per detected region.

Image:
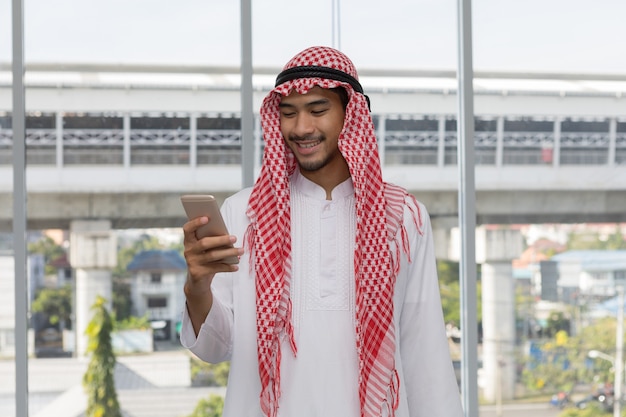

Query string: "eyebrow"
[[279, 98, 331, 109]]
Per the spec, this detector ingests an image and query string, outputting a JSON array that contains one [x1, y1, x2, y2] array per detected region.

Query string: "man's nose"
[[293, 113, 315, 136]]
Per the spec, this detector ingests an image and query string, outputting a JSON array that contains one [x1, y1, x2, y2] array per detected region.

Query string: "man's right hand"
[[182, 216, 243, 335]]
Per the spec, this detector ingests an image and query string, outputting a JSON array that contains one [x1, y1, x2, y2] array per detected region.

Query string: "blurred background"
[[1, 1, 626, 416]]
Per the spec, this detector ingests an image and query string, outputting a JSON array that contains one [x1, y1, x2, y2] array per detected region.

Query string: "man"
[[181, 46, 463, 417]]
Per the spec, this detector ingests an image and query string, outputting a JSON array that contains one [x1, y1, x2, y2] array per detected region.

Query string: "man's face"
[[279, 86, 346, 174]]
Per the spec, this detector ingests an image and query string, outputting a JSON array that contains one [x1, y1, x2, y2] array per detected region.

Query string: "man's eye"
[[311, 109, 327, 115], [281, 112, 296, 118]]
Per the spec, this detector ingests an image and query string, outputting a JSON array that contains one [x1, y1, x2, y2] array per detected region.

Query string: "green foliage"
[[31, 284, 72, 327], [437, 260, 482, 326], [521, 346, 583, 394], [82, 296, 122, 417], [604, 230, 626, 250], [567, 229, 626, 250], [112, 278, 132, 321], [185, 394, 224, 417], [113, 314, 151, 331], [112, 233, 183, 320], [545, 311, 570, 338], [521, 317, 621, 395], [190, 357, 230, 387], [558, 402, 611, 417], [28, 235, 66, 275], [114, 234, 165, 278], [112, 235, 162, 320], [577, 317, 618, 384]]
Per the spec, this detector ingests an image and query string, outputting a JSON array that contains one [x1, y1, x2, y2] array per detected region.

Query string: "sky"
[[1, 0, 626, 74]]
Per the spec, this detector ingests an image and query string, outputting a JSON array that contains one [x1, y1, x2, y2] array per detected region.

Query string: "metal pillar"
[[123, 113, 131, 168], [190, 113, 198, 168], [55, 112, 63, 168], [615, 286, 624, 417], [331, 0, 342, 50], [240, 0, 254, 188], [552, 117, 561, 168], [12, 0, 29, 415], [495, 116, 504, 167], [456, 0, 479, 415], [437, 115, 446, 168], [609, 118, 617, 167]]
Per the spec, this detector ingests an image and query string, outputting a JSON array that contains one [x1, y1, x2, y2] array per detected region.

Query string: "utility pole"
[[615, 286, 624, 417]]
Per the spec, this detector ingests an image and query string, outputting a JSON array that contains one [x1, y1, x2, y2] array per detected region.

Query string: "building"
[[550, 250, 626, 300], [127, 249, 187, 341], [0, 249, 45, 357]]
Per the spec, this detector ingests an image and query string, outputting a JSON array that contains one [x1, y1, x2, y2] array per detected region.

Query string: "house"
[[550, 250, 626, 300], [127, 249, 187, 341]]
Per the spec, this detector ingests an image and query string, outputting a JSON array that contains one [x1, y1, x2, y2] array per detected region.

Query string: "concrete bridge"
[[1, 163, 625, 231], [1, 63, 625, 231]]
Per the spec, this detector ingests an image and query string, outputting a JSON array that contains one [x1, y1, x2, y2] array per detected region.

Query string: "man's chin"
[[295, 156, 328, 172]]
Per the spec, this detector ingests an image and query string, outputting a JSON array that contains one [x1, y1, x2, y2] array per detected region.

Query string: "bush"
[[82, 296, 122, 417], [558, 402, 611, 417], [113, 314, 151, 331], [186, 394, 224, 417], [190, 357, 230, 387]]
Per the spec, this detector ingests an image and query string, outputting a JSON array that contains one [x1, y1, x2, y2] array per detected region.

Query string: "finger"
[[195, 234, 238, 252], [182, 216, 209, 242], [184, 237, 241, 268], [203, 246, 242, 264], [186, 257, 240, 285]]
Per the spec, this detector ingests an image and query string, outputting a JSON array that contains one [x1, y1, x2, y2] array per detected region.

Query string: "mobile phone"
[[180, 194, 239, 264]]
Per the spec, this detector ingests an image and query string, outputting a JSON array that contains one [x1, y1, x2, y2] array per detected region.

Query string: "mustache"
[[288, 134, 324, 142]]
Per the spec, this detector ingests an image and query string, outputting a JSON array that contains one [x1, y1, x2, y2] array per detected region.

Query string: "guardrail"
[[1, 128, 625, 167]]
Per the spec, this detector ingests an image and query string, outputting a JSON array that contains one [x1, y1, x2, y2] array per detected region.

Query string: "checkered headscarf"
[[246, 46, 419, 417]]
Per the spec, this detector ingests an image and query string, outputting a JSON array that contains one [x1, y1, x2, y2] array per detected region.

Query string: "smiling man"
[[279, 86, 349, 198], [180, 46, 463, 417]]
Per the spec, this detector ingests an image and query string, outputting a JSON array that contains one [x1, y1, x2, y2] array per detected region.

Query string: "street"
[[479, 402, 562, 417], [1, 347, 564, 417]]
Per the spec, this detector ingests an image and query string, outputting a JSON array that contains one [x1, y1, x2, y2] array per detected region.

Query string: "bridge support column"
[[477, 226, 524, 403], [431, 217, 458, 261], [69, 220, 117, 357]]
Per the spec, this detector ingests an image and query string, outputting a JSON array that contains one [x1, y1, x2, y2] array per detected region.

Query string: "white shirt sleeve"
[[179, 282, 234, 363], [399, 200, 464, 417]]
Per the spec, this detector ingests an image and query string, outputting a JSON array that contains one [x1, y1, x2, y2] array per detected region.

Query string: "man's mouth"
[[296, 140, 321, 149]]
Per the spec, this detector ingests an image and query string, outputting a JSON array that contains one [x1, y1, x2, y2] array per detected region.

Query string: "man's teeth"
[[299, 141, 320, 148]]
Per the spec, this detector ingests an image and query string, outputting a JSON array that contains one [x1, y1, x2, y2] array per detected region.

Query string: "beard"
[[287, 134, 333, 172], [297, 155, 332, 172]]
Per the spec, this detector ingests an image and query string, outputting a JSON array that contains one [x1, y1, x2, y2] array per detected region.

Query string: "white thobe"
[[181, 169, 463, 417]]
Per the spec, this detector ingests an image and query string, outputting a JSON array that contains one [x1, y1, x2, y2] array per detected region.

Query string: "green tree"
[[114, 234, 168, 277], [567, 228, 626, 251], [28, 235, 66, 275], [112, 234, 164, 320], [82, 296, 122, 417], [604, 229, 626, 250], [186, 394, 224, 417], [545, 311, 570, 338], [437, 260, 482, 327], [31, 284, 73, 330], [521, 317, 620, 395]]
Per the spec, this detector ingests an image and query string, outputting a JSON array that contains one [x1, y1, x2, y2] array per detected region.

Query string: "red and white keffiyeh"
[[245, 46, 422, 417]]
